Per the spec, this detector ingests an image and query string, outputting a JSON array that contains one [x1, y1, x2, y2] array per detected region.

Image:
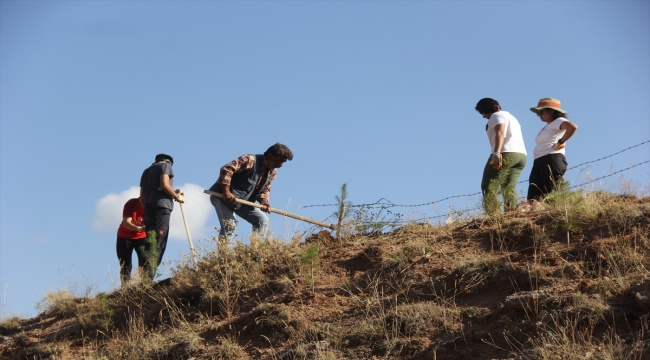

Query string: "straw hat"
[[530, 98, 566, 114]]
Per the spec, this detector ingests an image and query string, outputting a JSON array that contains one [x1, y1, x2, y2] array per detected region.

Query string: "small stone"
[[536, 310, 549, 322], [634, 291, 650, 310], [553, 262, 583, 279], [563, 263, 583, 279], [589, 293, 602, 301], [630, 281, 650, 310], [474, 330, 490, 340], [579, 279, 597, 293], [505, 289, 554, 310]]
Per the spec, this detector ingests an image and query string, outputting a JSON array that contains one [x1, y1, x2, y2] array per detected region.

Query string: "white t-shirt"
[[533, 118, 567, 159], [486, 110, 527, 155]]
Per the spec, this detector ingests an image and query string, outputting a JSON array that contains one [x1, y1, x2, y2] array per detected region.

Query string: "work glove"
[[554, 139, 566, 151], [489, 152, 503, 170]]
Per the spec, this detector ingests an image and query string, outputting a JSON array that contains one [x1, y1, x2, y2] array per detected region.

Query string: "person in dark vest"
[[140, 153, 184, 278], [209, 143, 293, 241]]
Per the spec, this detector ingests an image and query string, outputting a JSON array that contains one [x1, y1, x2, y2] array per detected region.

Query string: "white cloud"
[[93, 186, 140, 232], [93, 183, 214, 241], [168, 183, 213, 241]]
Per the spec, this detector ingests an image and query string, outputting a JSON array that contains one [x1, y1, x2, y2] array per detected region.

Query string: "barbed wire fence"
[[301, 140, 649, 232]]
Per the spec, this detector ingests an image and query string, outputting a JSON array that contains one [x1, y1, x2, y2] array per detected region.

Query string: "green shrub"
[[96, 292, 114, 331]]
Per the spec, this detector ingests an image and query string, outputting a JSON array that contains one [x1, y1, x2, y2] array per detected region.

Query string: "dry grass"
[[213, 336, 249, 359], [0, 316, 21, 335], [2, 191, 650, 359], [36, 290, 79, 317], [386, 301, 459, 337]]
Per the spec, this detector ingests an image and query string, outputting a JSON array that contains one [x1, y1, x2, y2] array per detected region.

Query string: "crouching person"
[[209, 143, 293, 242]]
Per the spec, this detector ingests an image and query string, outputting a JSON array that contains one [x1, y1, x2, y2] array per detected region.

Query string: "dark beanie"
[[154, 153, 174, 165]]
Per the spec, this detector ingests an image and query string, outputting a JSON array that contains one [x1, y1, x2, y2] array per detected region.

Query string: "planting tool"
[[204, 189, 335, 230], [179, 200, 198, 266]]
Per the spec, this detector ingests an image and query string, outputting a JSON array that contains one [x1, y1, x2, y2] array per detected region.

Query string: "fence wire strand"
[[387, 160, 649, 227], [302, 159, 649, 231], [303, 140, 649, 211]]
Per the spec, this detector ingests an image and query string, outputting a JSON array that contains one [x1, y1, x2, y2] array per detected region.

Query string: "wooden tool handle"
[[204, 189, 335, 230], [179, 201, 198, 266]]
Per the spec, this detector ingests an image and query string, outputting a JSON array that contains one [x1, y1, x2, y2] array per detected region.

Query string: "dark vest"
[[209, 154, 270, 210]]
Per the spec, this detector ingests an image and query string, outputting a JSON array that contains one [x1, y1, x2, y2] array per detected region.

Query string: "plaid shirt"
[[217, 154, 277, 203]]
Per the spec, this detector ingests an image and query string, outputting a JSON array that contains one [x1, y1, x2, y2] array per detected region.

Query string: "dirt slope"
[[1, 193, 649, 359]]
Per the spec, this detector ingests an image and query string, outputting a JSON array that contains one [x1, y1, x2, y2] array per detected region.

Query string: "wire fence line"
[[298, 159, 649, 233], [335, 160, 649, 230], [569, 160, 649, 189], [567, 140, 649, 170], [399, 207, 483, 225], [303, 140, 649, 212], [303, 193, 482, 210], [409, 161, 649, 224]]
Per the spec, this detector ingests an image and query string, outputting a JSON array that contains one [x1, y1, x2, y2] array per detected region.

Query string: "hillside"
[[1, 190, 649, 359]]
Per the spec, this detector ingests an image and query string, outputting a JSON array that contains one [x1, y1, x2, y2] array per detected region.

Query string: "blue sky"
[[1, 1, 648, 318]]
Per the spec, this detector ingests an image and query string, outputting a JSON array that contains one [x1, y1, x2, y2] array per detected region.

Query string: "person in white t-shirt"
[[475, 98, 528, 210], [527, 98, 578, 201]]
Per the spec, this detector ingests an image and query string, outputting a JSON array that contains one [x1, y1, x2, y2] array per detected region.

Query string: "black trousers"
[[144, 206, 171, 271], [527, 153, 568, 200], [116, 236, 152, 283]]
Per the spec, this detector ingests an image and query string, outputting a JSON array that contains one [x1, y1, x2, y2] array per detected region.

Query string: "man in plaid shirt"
[[208, 143, 293, 241]]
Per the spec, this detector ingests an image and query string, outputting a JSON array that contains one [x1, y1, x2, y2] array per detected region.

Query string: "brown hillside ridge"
[[1, 192, 650, 359]]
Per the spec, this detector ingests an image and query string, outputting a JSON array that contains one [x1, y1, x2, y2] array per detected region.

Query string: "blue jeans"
[[210, 196, 270, 241]]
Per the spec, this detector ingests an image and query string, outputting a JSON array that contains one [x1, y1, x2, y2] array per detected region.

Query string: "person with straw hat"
[[527, 98, 578, 201], [475, 98, 528, 211]]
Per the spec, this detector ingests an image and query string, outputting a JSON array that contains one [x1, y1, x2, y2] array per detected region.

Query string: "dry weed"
[[213, 336, 249, 359], [36, 290, 79, 317], [22, 341, 68, 358], [251, 302, 303, 345], [386, 301, 459, 337], [0, 316, 21, 335]]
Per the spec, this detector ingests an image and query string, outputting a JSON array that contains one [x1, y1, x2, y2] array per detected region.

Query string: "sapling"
[[95, 292, 113, 332], [484, 159, 515, 216], [302, 242, 320, 294], [333, 183, 352, 242], [145, 230, 159, 281]]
